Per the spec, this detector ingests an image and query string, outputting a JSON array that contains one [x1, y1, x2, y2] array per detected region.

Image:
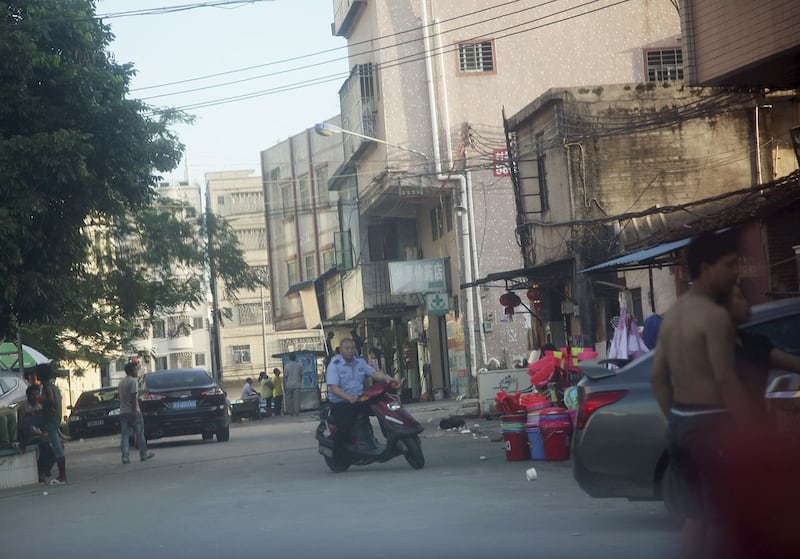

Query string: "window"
[[152, 320, 166, 339], [458, 40, 495, 73], [238, 228, 266, 250], [167, 316, 190, 337], [238, 303, 261, 325], [222, 307, 233, 321], [445, 194, 453, 232], [195, 353, 206, 367], [192, 316, 205, 330], [315, 165, 329, 204], [369, 223, 399, 261], [304, 253, 317, 280], [287, 258, 299, 285], [252, 265, 270, 288], [646, 48, 683, 82], [430, 206, 443, 241], [155, 356, 168, 370], [216, 195, 225, 206], [298, 175, 311, 210], [322, 247, 335, 272], [169, 352, 193, 369], [232, 345, 251, 364], [115, 358, 127, 372], [280, 181, 293, 217], [535, 133, 549, 212], [334, 231, 353, 270]]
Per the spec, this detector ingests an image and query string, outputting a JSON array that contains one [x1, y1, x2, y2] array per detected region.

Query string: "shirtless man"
[[651, 230, 755, 558]]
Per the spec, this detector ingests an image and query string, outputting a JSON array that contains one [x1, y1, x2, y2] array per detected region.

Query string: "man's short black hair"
[[124, 362, 137, 375], [35, 363, 54, 381], [288, 352, 296, 360], [686, 230, 738, 279]]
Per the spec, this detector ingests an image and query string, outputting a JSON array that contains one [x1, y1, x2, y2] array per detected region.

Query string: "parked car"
[[139, 368, 230, 442], [67, 387, 123, 440], [0, 371, 28, 412], [572, 297, 800, 507]]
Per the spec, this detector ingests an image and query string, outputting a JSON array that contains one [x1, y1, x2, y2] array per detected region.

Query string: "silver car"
[[572, 297, 800, 507]]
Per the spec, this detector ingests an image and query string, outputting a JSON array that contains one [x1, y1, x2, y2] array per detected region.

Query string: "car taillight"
[[576, 390, 627, 429], [140, 392, 166, 401], [201, 386, 224, 396]]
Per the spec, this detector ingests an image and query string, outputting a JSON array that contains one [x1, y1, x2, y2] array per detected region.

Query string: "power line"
[[143, 0, 635, 113]]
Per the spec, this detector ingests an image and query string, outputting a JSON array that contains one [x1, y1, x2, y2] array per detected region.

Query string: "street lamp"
[[313, 122, 429, 160]]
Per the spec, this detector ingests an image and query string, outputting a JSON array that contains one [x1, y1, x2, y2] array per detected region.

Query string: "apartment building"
[[324, 0, 682, 398], [205, 170, 327, 384]]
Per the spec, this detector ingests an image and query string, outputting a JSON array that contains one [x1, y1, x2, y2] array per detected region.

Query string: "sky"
[[96, 0, 350, 183]]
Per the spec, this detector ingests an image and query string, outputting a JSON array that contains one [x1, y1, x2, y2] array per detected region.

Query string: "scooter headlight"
[[388, 402, 402, 411]]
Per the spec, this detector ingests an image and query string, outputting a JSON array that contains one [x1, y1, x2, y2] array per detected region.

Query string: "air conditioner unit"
[[482, 321, 493, 333]]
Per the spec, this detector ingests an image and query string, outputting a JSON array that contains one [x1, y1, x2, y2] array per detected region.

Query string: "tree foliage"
[[1, 1, 262, 368]]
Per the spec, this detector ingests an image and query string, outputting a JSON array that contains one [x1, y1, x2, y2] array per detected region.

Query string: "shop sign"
[[389, 259, 447, 294], [426, 293, 449, 316]]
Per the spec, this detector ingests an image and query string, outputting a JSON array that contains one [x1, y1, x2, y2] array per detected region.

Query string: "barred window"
[[646, 48, 683, 82], [458, 40, 495, 73], [232, 345, 251, 364], [238, 303, 262, 325]]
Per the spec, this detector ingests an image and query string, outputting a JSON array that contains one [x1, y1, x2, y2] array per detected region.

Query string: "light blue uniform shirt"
[[326, 355, 375, 403]]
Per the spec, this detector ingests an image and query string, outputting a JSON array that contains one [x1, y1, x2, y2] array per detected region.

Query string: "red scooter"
[[315, 380, 425, 472]]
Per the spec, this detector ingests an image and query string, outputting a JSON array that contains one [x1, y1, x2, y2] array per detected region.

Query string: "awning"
[[581, 237, 690, 273], [285, 279, 314, 297], [461, 258, 573, 290]]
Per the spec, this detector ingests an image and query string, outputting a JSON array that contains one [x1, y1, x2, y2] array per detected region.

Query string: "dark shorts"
[[667, 404, 728, 518]]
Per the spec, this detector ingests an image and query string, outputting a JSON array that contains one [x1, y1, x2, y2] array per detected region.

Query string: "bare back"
[[655, 293, 735, 407]]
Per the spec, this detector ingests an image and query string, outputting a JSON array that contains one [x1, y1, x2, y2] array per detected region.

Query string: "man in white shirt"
[[119, 361, 154, 464]]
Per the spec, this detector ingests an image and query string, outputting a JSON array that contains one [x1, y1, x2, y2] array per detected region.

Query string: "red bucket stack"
[[539, 407, 573, 461]]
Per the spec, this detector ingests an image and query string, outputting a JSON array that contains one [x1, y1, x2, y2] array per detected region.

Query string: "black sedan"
[[572, 297, 800, 508], [67, 387, 123, 440], [139, 368, 230, 442]]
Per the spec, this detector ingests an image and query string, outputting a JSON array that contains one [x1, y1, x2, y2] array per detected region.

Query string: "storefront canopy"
[[580, 237, 691, 274], [461, 258, 573, 290]]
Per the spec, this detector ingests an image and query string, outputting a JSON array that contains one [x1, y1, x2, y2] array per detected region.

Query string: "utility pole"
[[206, 210, 223, 381]]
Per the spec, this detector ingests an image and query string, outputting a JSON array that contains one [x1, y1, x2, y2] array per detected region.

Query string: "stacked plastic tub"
[[539, 407, 573, 461], [500, 412, 528, 461], [524, 397, 550, 460]]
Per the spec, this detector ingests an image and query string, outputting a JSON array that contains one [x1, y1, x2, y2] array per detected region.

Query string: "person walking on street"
[[284, 352, 303, 416], [651, 230, 754, 559], [119, 361, 154, 464], [258, 371, 273, 417], [271, 368, 284, 416], [36, 363, 68, 484]]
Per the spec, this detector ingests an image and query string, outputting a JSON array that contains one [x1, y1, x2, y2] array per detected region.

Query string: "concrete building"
[[205, 170, 329, 388], [127, 180, 212, 382], [325, 0, 682, 398], [505, 83, 799, 353]]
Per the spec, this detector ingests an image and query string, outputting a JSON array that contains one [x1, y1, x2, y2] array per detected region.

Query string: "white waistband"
[[670, 407, 727, 416]]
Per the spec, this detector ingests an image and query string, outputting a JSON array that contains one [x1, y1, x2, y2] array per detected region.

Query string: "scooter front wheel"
[[402, 436, 425, 469], [324, 454, 350, 473]]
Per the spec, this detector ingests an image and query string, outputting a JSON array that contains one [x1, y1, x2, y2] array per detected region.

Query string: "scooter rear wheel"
[[324, 455, 350, 473], [403, 436, 425, 469]]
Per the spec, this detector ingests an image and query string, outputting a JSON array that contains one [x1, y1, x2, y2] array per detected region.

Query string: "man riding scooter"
[[327, 337, 394, 457]]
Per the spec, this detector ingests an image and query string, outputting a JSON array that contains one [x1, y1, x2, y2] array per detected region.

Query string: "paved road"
[[0, 409, 680, 559]]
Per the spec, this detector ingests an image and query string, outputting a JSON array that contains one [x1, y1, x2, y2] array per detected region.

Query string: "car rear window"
[[746, 314, 800, 355], [145, 370, 214, 390], [76, 389, 119, 408]]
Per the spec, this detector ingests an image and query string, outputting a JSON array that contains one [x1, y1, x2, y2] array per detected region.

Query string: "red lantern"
[[499, 292, 521, 308]]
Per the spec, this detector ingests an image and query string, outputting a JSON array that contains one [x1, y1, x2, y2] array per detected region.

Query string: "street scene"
[[1, 2, 800, 558], [0, 407, 680, 559]]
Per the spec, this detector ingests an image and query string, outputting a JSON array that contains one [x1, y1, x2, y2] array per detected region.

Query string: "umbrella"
[[0, 342, 52, 372]]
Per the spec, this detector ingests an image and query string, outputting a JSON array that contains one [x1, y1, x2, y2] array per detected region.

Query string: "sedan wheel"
[[216, 426, 230, 442]]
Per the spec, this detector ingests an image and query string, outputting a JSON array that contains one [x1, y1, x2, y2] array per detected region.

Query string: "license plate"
[[172, 400, 197, 410], [86, 420, 105, 427]]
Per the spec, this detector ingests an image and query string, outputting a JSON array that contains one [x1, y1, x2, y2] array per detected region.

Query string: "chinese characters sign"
[[388, 259, 447, 294]]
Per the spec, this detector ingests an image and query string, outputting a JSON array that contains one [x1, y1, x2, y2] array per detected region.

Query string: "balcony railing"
[[332, 0, 365, 38], [339, 63, 377, 160], [341, 261, 418, 318]]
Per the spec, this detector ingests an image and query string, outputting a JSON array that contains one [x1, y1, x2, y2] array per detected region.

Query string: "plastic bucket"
[[540, 407, 572, 461], [526, 427, 545, 460], [525, 412, 541, 429], [503, 431, 529, 461], [500, 413, 527, 432]]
